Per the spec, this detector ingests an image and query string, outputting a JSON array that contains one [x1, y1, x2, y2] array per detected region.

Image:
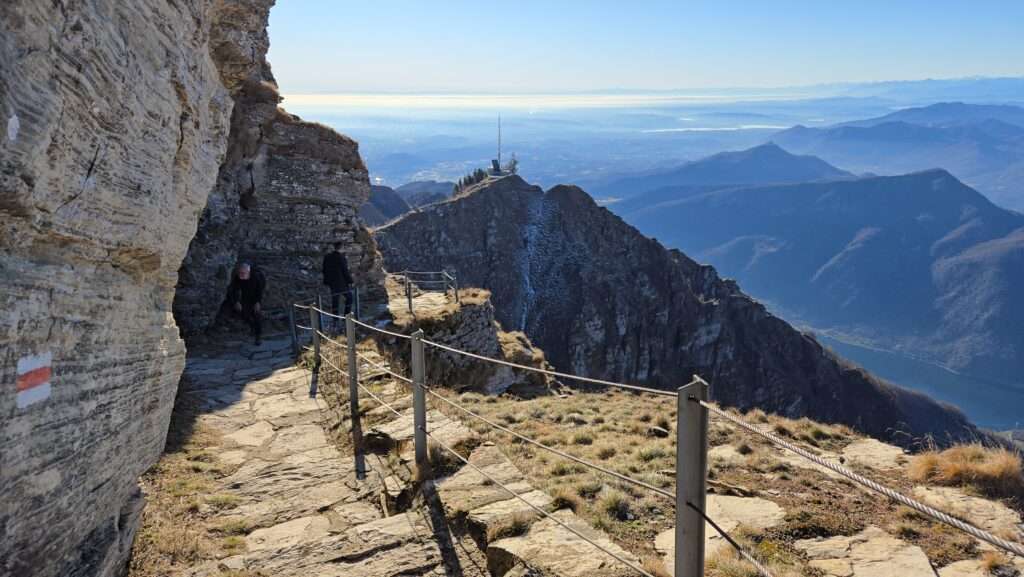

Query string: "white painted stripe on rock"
[[16, 351, 53, 375], [17, 382, 51, 408]]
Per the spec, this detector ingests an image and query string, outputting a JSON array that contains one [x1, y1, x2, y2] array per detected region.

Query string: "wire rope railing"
[[422, 384, 675, 500], [421, 337, 677, 397], [396, 269, 461, 311], [301, 299, 1024, 575], [696, 396, 1024, 558], [688, 501, 774, 577], [421, 427, 658, 577]]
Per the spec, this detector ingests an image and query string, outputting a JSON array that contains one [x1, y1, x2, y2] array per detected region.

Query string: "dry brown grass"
[[128, 393, 262, 577], [640, 555, 672, 577], [981, 551, 1015, 573], [426, 384, 887, 563], [485, 511, 537, 543], [909, 443, 1024, 501], [705, 531, 804, 577]]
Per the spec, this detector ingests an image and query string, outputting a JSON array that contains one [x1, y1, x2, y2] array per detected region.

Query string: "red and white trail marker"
[[16, 352, 52, 409]]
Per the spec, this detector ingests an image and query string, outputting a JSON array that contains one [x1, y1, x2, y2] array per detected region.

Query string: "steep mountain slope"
[[616, 169, 1024, 387], [396, 180, 455, 207], [361, 185, 413, 226], [774, 103, 1024, 210], [593, 143, 853, 201], [375, 176, 975, 445]]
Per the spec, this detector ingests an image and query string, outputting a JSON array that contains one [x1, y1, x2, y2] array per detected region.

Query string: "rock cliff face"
[[1, 2, 232, 576], [173, 4, 384, 333], [1, 1, 382, 576], [375, 176, 976, 445]]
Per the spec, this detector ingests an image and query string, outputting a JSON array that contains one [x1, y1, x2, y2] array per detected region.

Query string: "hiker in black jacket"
[[226, 262, 266, 345], [322, 242, 354, 325]]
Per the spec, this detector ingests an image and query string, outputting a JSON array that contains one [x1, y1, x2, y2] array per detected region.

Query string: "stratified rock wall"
[[1, 1, 383, 575], [0, 2, 232, 576], [173, 3, 384, 333], [375, 176, 976, 445]]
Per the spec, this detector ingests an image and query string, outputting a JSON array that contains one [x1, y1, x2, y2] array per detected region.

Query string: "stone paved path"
[[176, 333, 470, 577]]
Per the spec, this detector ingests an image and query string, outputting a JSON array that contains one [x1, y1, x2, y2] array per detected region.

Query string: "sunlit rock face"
[[375, 176, 977, 446], [173, 2, 384, 334], [1, 2, 231, 576], [1, 1, 382, 575]]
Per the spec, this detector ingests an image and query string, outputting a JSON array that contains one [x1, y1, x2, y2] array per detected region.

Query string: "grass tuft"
[[908, 443, 1024, 500], [486, 512, 536, 542]]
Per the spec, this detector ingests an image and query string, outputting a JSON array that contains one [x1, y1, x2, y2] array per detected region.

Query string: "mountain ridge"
[[375, 175, 977, 446], [593, 142, 853, 202], [613, 168, 1024, 395], [774, 102, 1024, 210]]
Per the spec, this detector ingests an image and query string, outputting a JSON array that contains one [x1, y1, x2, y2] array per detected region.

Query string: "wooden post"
[[676, 377, 709, 577], [411, 329, 427, 470], [347, 314, 365, 480]]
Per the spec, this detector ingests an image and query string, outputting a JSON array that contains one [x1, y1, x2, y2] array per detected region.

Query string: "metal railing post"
[[314, 293, 322, 330], [411, 329, 427, 470], [676, 376, 709, 577], [347, 313, 365, 479], [288, 304, 299, 356], [353, 286, 361, 321], [309, 306, 321, 372], [406, 277, 414, 314]]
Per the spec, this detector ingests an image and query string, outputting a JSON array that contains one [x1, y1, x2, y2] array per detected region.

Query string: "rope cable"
[[421, 428, 656, 577], [687, 502, 775, 577], [421, 338, 676, 397], [423, 385, 674, 500], [698, 399, 1024, 558]]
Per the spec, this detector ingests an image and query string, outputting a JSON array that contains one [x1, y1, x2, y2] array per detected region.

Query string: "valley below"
[[818, 334, 1024, 432]]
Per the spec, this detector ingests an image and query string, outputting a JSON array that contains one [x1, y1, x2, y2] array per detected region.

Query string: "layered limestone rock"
[[2, 1, 382, 575], [173, 3, 385, 334], [1, 2, 232, 576], [384, 280, 555, 395], [374, 175, 976, 445]]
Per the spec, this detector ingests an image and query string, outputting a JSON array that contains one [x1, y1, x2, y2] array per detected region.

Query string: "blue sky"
[[267, 1, 1024, 93]]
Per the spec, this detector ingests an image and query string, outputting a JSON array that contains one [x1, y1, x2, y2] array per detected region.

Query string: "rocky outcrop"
[[795, 526, 937, 577], [1, 2, 233, 576], [173, 3, 385, 334], [2, 1, 382, 576], [374, 176, 976, 445], [382, 281, 555, 395]]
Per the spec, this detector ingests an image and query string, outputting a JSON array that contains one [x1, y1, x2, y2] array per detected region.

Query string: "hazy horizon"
[[267, 1, 1024, 93]]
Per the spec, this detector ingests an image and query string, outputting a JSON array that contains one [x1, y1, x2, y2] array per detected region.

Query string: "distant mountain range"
[[774, 102, 1024, 211], [592, 142, 852, 202], [610, 145, 1024, 386]]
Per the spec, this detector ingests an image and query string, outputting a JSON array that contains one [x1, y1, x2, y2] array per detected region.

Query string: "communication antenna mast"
[[497, 114, 502, 167]]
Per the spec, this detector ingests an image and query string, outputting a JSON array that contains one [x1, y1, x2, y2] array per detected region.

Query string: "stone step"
[[654, 494, 787, 575]]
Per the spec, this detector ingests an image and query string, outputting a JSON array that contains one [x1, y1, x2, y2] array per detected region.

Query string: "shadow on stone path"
[[176, 332, 476, 577]]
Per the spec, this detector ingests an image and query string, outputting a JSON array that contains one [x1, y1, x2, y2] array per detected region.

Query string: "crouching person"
[[226, 262, 266, 345]]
